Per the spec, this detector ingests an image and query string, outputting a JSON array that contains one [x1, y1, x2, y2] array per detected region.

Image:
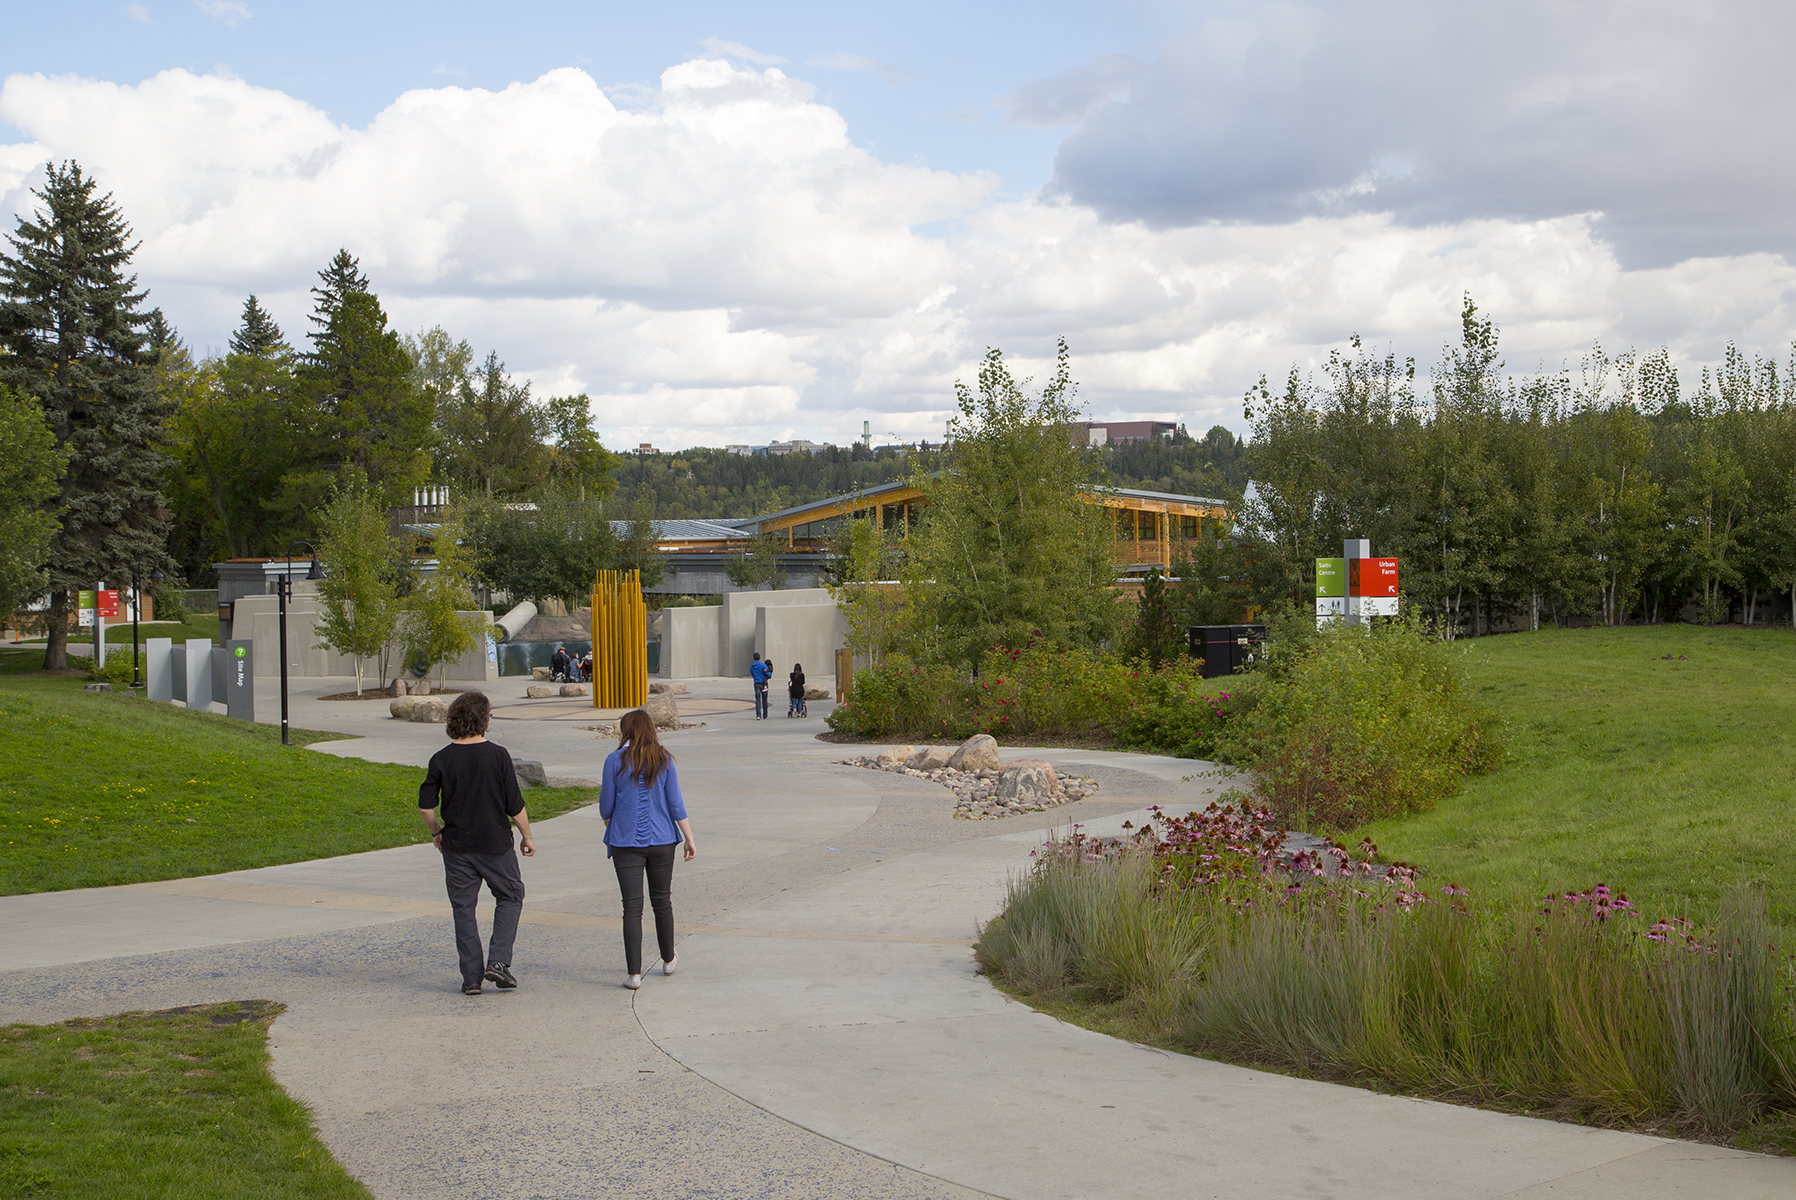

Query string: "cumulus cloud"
[[1003, 54, 1134, 126], [1, 58, 1792, 451], [1044, 0, 1796, 269]]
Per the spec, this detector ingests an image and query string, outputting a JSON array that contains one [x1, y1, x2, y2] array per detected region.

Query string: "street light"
[[130, 567, 164, 689], [278, 543, 322, 746]]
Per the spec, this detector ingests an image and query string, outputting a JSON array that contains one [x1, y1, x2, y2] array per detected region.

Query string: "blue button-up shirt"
[[599, 746, 687, 857]]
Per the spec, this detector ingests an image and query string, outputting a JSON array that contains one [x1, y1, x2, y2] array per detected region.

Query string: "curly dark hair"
[[446, 691, 491, 740]]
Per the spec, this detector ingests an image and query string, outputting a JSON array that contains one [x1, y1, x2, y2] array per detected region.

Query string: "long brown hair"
[[618, 709, 672, 783]]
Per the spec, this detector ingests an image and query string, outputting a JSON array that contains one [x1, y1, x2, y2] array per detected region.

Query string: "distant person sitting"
[[579, 651, 594, 681], [787, 663, 805, 716], [749, 652, 771, 719], [417, 691, 537, 995], [551, 645, 570, 682]]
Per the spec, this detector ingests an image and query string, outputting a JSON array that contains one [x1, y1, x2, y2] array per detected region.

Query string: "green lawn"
[[0, 675, 598, 895], [1360, 625, 1796, 928], [0, 1001, 370, 1199]]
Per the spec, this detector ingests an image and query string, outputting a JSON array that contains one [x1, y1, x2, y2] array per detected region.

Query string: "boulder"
[[83, 682, 113, 693], [389, 695, 419, 719], [905, 745, 953, 771], [407, 697, 450, 723], [643, 691, 681, 729], [804, 685, 830, 700], [531, 667, 552, 681], [560, 683, 588, 697], [649, 681, 687, 694], [408, 678, 431, 696], [997, 759, 1059, 802], [947, 734, 1002, 773], [387, 678, 405, 697], [513, 759, 549, 788], [525, 685, 553, 698], [876, 746, 915, 770]]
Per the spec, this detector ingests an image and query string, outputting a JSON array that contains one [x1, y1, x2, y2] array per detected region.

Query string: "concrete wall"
[[755, 604, 846, 681], [231, 595, 499, 683], [720, 588, 834, 677], [657, 588, 845, 679], [662, 605, 722, 678]]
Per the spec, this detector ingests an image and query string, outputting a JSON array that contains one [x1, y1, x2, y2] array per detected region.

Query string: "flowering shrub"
[[979, 834, 1796, 1134]]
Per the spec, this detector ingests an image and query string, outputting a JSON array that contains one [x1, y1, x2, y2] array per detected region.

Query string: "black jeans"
[[443, 847, 526, 986], [612, 842, 679, 976]]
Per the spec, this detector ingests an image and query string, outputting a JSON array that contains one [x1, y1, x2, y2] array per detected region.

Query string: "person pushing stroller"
[[787, 663, 806, 717]]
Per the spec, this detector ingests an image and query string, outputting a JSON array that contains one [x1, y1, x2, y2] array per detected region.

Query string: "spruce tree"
[[307, 248, 370, 359], [0, 162, 173, 670], [230, 294, 286, 356]]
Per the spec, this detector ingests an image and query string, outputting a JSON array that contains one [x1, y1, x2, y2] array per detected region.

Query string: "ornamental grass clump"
[[976, 807, 1796, 1136]]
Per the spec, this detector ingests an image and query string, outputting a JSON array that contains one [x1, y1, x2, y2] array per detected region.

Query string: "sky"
[[3, 1, 1795, 451]]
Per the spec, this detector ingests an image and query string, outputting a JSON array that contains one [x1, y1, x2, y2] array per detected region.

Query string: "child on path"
[[418, 691, 537, 995], [787, 663, 805, 716], [600, 709, 698, 989]]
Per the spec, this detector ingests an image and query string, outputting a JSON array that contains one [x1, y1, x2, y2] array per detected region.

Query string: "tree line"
[[1221, 299, 1796, 633]]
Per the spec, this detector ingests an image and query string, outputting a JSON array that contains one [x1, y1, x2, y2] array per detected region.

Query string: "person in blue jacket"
[[749, 651, 771, 719], [600, 707, 698, 989]]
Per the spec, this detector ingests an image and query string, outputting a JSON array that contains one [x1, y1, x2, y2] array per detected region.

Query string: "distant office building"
[[636, 442, 661, 455], [1070, 421, 1179, 448]]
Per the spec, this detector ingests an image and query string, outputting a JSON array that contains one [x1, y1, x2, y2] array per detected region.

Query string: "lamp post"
[[278, 543, 322, 747], [131, 567, 164, 690]]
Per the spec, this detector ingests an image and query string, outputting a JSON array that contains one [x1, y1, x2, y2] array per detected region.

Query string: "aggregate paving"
[[1, 671, 1788, 1198]]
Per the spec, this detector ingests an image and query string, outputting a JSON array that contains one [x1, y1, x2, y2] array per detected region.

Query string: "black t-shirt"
[[418, 740, 525, 855], [788, 670, 805, 697]]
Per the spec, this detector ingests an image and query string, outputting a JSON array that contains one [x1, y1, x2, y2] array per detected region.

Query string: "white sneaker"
[[662, 955, 678, 976], [624, 974, 642, 990]]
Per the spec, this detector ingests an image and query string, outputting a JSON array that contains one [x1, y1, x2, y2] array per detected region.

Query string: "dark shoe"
[[462, 982, 483, 995], [484, 962, 518, 989]]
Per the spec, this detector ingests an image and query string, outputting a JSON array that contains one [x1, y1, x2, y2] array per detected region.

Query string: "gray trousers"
[[442, 847, 525, 986]]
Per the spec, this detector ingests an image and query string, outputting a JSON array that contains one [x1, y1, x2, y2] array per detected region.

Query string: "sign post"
[[1319, 540, 1399, 630]]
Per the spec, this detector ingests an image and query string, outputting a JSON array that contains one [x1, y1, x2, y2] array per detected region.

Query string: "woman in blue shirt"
[[600, 708, 697, 989]]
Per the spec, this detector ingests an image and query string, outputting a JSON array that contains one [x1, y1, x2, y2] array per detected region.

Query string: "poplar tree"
[[0, 383, 67, 621], [0, 162, 172, 670]]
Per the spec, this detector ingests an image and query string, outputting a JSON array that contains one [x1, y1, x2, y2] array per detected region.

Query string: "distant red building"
[[1069, 421, 1178, 448]]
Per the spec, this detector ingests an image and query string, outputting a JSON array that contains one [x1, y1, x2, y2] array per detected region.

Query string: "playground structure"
[[589, 568, 648, 708]]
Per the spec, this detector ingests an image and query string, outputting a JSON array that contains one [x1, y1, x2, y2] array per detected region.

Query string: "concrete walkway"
[[1, 673, 1789, 1198]]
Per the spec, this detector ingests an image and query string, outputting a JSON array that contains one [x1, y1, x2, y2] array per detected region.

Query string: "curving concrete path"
[[1, 674, 1790, 1198]]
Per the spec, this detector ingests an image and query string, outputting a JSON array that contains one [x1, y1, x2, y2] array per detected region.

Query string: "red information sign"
[[1349, 558, 1399, 596], [96, 589, 122, 620]]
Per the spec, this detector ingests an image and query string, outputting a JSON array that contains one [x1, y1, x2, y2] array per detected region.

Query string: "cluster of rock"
[[389, 694, 449, 722], [525, 684, 588, 698], [649, 681, 686, 694], [387, 678, 437, 696], [839, 734, 1099, 820]]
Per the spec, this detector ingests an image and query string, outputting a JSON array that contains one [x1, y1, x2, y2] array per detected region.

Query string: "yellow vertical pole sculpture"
[[589, 568, 647, 709]]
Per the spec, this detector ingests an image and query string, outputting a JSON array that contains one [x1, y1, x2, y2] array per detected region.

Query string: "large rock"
[[531, 667, 552, 681], [406, 697, 450, 723], [643, 692, 681, 730], [649, 681, 687, 694], [525, 685, 553, 698], [408, 678, 431, 696], [389, 695, 419, 719], [513, 759, 549, 788], [876, 746, 916, 770], [997, 759, 1059, 802], [560, 683, 588, 697], [804, 686, 830, 700], [947, 734, 1001, 773], [84, 682, 113, 693], [387, 678, 405, 698], [905, 746, 953, 771]]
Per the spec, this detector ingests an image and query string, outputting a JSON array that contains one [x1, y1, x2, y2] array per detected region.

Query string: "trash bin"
[[1188, 624, 1267, 679]]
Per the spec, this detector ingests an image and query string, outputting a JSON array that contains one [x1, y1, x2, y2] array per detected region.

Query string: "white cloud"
[[698, 38, 785, 66], [126, 4, 151, 23], [808, 53, 911, 86], [2, 60, 1792, 453], [195, 0, 250, 23]]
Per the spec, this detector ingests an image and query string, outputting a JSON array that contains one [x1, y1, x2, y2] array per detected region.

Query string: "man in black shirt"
[[418, 691, 538, 995]]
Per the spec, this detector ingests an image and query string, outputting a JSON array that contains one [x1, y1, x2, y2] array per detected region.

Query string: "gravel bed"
[[836, 757, 1101, 820]]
